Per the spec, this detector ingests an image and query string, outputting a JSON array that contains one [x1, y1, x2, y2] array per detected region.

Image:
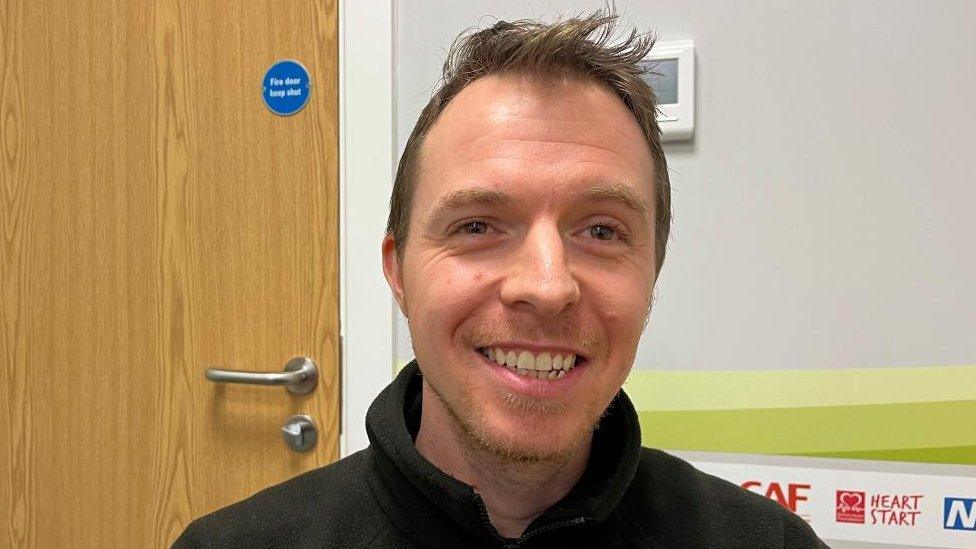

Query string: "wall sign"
[[262, 60, 311, 116], [692, 459, 976, 548]]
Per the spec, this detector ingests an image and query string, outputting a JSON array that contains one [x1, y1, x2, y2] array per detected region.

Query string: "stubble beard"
[[411, 308, 638, 465], [424, 315, 609, 465], [426, 376, 603, 466]]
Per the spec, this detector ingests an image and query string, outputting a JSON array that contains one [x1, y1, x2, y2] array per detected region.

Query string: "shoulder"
[[619, 448, 827, 548], [173, 449, 390, 549]]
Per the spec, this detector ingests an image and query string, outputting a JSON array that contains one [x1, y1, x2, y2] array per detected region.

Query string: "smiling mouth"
[[476, 347, 584, 380]]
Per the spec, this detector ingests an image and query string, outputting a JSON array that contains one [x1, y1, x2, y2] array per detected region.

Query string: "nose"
[[499, 222, 581, 316]]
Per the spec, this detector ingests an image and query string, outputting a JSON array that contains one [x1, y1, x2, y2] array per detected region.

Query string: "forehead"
[[415, 73, 656, 208]]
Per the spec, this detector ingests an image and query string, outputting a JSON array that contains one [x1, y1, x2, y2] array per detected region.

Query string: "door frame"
[[338, 0, 398, 456]]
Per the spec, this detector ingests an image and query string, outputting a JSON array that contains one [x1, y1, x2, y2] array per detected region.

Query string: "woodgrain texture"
[[0, 1, 340, 546]]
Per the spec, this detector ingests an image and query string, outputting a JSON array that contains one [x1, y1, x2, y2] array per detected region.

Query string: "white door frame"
[[338, 0, 398, 457]]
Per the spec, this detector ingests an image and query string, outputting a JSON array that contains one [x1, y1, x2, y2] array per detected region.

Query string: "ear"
[[382, 233, 408, 315]]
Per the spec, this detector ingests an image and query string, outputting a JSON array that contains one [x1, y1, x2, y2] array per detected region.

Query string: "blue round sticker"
[[262, 60, 311, 116]]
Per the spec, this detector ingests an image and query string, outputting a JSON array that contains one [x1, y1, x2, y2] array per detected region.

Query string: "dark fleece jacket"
[[174, 361, 828, 548]]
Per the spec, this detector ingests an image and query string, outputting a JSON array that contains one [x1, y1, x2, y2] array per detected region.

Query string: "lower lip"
[[473, 350, 585, 398]]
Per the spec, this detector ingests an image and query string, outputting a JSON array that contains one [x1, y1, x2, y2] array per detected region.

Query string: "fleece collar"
[[364, 360, 642, 546]]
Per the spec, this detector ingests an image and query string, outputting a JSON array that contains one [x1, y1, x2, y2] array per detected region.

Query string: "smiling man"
[[176, 10, 827, 548]]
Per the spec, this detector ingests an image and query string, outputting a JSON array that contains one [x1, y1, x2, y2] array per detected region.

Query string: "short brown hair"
[[388, 8, 672, 276]]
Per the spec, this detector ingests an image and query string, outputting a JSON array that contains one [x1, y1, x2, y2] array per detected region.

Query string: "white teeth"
[[509, 366, 569, 380], [484, 347, 582, 379], [494, 347, 506, 366]]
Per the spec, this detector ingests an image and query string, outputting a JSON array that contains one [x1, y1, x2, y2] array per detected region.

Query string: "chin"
[[464, 401, 596, 464], [486, 433, 589, 464], [425, 361, 605, 463]]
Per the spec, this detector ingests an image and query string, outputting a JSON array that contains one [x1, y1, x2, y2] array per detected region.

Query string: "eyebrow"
[[428, 188, 511, 220], [582, 183, 648, 215], [426, 183, 648, 220]]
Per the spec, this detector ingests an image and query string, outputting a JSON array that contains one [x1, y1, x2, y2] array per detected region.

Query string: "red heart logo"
[[841, 492, 863, 507]]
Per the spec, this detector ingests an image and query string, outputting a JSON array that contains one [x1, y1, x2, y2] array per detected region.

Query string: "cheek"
[[593, 278, 647, 388], [403, 257, 496, 333], [585, 271, 651, 341]]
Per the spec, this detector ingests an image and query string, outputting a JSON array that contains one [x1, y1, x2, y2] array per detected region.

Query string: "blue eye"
[[461, 221, 488, 234], [589, 225, 616, 240]]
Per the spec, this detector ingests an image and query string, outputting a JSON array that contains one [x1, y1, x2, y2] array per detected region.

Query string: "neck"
[[414, 382, 591, 539]]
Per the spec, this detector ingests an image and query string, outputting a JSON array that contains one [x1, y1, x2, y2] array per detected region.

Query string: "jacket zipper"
[[473, 494, 590, 548], [474, 494, 514, 547], [517, 517, 589, 545]]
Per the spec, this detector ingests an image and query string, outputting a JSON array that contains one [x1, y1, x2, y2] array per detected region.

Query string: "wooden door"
[[0, 1, 340, 546]]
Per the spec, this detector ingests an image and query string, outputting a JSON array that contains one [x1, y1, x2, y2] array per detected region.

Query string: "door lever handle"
[[205, 357, 318, 394]]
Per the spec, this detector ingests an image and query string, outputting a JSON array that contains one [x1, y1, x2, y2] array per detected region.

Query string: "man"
[[176, 10, 827, 548]]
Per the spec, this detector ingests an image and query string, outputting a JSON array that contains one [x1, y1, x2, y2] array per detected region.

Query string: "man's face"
[[384, 73, 657, 461]]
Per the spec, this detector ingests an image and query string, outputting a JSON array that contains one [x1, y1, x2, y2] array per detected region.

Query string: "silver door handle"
[[205, 357, 318, 394]]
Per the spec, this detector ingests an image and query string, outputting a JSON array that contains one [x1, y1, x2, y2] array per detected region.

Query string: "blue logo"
[[944, 497, 976, 531], [262, 60, 311, 116]]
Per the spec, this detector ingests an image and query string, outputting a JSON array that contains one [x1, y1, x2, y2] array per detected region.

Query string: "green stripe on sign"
[[624, 364, 976, 411], [637, 399, 976, 464], [798, 446, 976, 466]]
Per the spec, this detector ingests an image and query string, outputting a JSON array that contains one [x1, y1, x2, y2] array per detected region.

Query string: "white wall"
[[394, 0, 976, 374]]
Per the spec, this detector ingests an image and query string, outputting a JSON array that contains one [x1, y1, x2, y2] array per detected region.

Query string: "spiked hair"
[[388, 8, 672, 275]]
